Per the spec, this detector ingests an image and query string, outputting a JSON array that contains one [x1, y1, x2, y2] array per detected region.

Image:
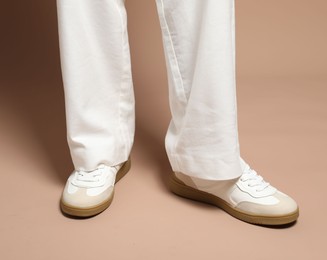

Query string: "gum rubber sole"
[[169, 172, 299, 226], [60, 158, 131, 218]]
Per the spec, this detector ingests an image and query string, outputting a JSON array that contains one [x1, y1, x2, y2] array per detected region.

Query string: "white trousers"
[[56, 0, 242, 180]]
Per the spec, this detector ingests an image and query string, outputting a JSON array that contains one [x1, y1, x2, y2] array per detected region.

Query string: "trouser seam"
[[157, 0, 187, 104], [115, 0, 129, 158]]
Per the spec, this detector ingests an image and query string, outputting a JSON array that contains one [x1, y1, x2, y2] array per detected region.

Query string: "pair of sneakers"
[[60, 158, 299, 225]]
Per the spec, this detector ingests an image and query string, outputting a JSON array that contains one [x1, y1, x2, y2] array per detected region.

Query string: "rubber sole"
[[169, 172, 299, 226], [60, 158, 131, 218]]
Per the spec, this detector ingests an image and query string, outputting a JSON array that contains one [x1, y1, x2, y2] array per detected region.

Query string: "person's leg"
[[155, 0, 241, 180], [155, 0, 299, 225], [56, 0, 133, 217], [57, 0, 134, 171]]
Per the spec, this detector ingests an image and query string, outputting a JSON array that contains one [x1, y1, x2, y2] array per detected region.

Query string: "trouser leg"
[[56, 0, 134, 171], [155, 0, 242, 180]]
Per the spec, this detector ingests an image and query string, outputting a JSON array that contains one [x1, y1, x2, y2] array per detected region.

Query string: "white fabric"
[[56, 0, 242, 180]]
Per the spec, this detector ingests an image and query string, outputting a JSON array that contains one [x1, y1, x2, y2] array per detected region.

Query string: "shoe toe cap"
[[61, 183, 114, 209], [236, 191, 299, 217]]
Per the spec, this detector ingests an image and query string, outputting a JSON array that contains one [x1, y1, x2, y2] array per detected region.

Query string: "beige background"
[[0, 0, 326, 259]]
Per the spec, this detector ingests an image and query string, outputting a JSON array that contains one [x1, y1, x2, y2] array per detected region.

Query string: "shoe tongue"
[[97, 164, 105, 169]]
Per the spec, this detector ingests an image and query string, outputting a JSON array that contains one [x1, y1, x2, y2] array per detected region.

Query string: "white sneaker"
[[170, 158, 299, 225], [60, 158, 131, 217]]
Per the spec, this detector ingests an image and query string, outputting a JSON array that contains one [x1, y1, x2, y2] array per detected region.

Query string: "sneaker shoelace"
[[72, 165, 107, 188], [240, 164, 270, 192], [73, 164, 121, 188], [76, 168, 103, 183]]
